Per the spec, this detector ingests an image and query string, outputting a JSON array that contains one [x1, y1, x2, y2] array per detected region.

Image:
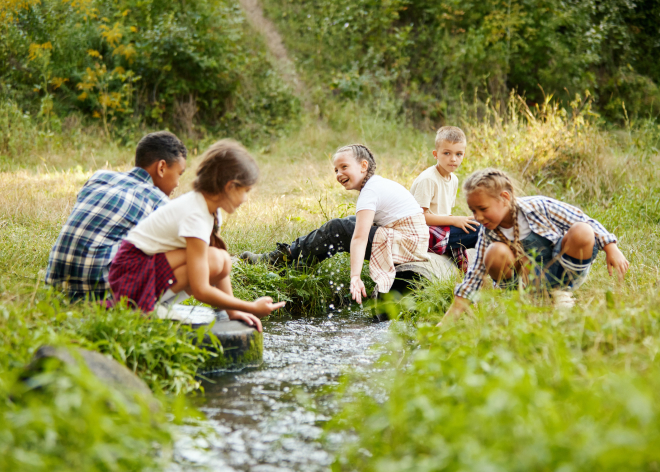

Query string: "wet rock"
[[24, 345, 153, 399], [193, 321, 263, 373], [372, 253, 471, 320]]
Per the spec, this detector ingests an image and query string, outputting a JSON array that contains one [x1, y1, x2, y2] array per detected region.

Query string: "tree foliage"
[[0, 0, 299, 139], [263, 0, 660, 124]]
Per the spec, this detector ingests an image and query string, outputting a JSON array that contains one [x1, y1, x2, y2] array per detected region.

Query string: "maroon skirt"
[[108, 240, 177, 313]]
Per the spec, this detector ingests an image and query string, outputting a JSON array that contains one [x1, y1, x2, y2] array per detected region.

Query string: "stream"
[[170, 309, 390, 471]]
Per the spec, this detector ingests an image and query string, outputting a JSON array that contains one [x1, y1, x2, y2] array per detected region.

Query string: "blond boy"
[[410, 126, 479, 268]]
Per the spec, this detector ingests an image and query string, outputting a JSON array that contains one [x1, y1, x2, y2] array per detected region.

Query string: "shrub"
[[0, 0, 299, 140]]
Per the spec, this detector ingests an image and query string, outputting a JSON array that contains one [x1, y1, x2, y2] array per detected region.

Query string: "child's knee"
[[567, 223, 595, 246], [209, 247, 231, 277], [485, 242, 514, 266]]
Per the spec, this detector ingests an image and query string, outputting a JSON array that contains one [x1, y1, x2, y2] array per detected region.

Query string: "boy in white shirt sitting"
[[410, 126, 479, 271]]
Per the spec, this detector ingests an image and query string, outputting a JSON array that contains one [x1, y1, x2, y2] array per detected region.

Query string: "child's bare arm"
[[185, 238, 285, 320], [603, 242, 629, 281], [422, 208, 478, 232], [349, 210, 375, 304]]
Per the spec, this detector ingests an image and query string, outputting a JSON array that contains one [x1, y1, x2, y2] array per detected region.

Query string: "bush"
[[0, 0, 299, 140], [262, 0, 660, 124]]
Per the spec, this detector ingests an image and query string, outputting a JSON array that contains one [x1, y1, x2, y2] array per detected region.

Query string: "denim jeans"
[[501, 231, 599, 290], [447, 224, 480, 250], [288, 216, 379, 266]]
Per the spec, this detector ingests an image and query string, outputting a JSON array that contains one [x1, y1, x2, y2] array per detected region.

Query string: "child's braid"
[[492, 200, 525, 263], [210, 213, 227, 251], [464, 167, 524, 262], [334, 144, 377, 190]]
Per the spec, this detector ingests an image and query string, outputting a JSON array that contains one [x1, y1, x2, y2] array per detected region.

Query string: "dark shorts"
[[500, 232, 599, 291], [108, 241, 177, 313]]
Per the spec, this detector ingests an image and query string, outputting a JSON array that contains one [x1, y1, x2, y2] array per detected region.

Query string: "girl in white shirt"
[[108, 140, 285, 330], [333, 144, 429, 303]]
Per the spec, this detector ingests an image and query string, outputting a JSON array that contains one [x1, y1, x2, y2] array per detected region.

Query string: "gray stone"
[[27, 345, 153, 399], [192, 321, 263, 372], [395, 253, 459, 280]]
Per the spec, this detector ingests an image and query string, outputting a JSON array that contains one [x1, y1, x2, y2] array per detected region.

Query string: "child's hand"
[[350, 275, 367, 304], [252, 296, 286, 317], [603, 243, 629, 281], [228, 310, 263, 333], [436, 296, 470, 327], [453, 215, 479, 233]]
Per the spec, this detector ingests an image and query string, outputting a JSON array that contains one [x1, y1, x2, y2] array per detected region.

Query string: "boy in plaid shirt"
[[45, 131, 187, 300]]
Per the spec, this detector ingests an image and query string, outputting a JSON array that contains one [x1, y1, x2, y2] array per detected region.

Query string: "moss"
[[198, 331, 264, 373]]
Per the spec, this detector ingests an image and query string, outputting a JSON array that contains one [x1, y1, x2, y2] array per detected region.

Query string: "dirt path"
[[238, 0, 311, 108]]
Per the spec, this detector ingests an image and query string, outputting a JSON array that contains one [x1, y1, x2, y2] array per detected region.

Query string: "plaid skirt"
[[108, 240, 177, 313], [369, 213, 429, 293]]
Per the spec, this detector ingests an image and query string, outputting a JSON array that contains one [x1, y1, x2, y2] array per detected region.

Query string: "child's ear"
[[432, 149, 438, 159], [157, 159, 166, 177], [500, 190, 512, 202], [224, 180, 236, 193], [361, 160, 369, 172]]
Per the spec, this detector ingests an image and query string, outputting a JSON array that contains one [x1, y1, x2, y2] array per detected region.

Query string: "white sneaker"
[[551, 290, 576, 310]]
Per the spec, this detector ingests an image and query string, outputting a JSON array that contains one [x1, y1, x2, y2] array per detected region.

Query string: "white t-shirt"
[[355, 175, 423, 226], [125, 191, 222, 255], [499, 210, 531, 241], [409, 165, 458, 216]]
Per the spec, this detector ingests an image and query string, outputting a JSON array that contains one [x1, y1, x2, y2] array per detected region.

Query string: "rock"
[[395, 253, 459, 281], [24, 345, 153, 399], [158, 304, 229, 324], [192, 320, 263, 373], [372, 253, 473, 321]]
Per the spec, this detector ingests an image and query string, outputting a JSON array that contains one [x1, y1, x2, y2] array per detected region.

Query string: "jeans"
[[500, 231, 599, 290], [289, 216, 379, 266], [447, 224, 480, 250]]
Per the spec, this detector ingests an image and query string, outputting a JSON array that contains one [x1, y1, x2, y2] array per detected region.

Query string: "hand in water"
[[350, 275, 367, 304]]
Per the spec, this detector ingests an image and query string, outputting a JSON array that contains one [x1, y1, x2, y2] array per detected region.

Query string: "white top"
[[356, 175, 423, 226], [125, 191, 221, 255], [409, 165, 458, 216], [499, 210, 532, 241]]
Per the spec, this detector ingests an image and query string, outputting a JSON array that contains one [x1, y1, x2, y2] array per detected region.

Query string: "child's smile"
[[333, 152, 368, 191]]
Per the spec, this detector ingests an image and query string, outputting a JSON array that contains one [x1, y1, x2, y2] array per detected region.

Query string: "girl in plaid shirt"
[[442, 168, 629, 322]]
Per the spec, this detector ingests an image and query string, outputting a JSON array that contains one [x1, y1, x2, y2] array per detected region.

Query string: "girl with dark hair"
[[108, 139, 285, 329], [332, 144, 429, 303]]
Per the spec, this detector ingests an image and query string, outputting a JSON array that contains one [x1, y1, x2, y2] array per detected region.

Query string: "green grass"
[[328, 286, 660, 471]]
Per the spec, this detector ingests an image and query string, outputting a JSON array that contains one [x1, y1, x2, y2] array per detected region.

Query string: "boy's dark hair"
[[193, 139, 259, 194], [135, 131, 187, 168]]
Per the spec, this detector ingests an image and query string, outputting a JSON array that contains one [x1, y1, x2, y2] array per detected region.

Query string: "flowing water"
[[170, 309, 390, 471]]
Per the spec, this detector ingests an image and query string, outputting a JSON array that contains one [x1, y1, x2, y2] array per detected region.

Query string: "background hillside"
[[2, 0, 660, 164]]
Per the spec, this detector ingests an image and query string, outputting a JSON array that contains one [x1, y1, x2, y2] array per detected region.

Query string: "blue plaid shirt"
[[45, 167, 168, 299], [455, 196, 618, 301]]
